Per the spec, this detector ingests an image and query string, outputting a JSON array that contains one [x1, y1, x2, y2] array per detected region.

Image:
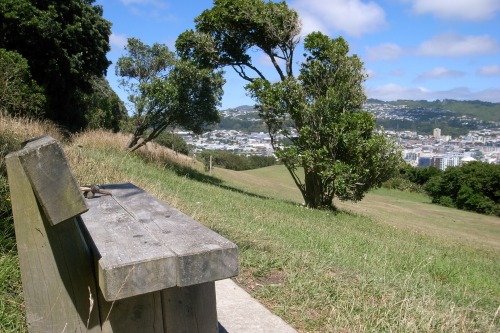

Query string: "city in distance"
[[179, 99, 500, 170]]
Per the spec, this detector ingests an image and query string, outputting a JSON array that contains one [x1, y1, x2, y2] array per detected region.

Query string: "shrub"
[[200, 150, 276, 171], [0, 49, 46, 119], [154, 131, 189, 155], [383, 177, 425, 193], [425, 162, 500, 216]]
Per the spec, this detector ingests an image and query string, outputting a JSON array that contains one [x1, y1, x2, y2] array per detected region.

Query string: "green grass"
[[1, 128, 500, 332], [68, 139, 499, 333]]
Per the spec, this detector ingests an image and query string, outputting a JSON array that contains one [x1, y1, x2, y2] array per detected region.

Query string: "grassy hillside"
[[390, 99, 500, 122], [1, 117, 499, 332], [230, 165, 500, 250]]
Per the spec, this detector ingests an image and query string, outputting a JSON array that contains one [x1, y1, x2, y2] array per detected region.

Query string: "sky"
[[96, 0, 500, 109]]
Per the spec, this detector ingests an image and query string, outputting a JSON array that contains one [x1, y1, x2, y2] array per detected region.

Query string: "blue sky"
[[97, 0, 500, 109]]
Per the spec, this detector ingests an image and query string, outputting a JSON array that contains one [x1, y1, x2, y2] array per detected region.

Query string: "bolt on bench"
[[6, 136, 239, 333]]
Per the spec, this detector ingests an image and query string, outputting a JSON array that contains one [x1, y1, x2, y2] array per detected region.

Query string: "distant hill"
[[366, 99, 500, 122], [227, 100, 500, 123], [219, 99, 499, 135]]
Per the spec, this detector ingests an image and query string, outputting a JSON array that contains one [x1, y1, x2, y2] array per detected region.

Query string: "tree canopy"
[[0, 49, 46, 118], [0, 0, 111, 130], [177, 0, 401, 208], [116, 38, 224, 151], [425, 162, 500, 216]]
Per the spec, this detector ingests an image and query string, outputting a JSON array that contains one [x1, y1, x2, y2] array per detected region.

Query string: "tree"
[[79, 76, 128, 132], [425, 162, 500, 216], [116, 38, 224, 152], [154, 131, 190, 155], [177, 0, 401, 208], [0, 0, 111, 130], [0, 49, 46, 118]]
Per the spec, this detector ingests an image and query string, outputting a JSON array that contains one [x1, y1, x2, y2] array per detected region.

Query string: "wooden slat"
[[99, 290, 164, 333], [6, 148, 101, 332], [79, 183, 239, 300], [15, 135, 88, 225], [79, 193, 177, 301], [161, 282, 218, 333]]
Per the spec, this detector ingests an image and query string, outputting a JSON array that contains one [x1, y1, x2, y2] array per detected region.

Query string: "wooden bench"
[[6, 135, 239, 333]]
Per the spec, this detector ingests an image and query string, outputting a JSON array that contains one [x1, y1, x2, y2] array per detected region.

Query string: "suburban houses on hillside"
[[178, 103, 500, 170]]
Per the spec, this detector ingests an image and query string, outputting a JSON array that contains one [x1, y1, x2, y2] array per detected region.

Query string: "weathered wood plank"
[[6, 151, 100, 333], [80, 192, 178, 301], [99, 289, 164, 333], [79, 183, 239, 300], [109, 183, 239, 287], [161, 282, 218, 333], [15, 135, 88, 225]]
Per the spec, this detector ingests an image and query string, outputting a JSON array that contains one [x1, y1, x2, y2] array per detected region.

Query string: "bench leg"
[[161, 282, 218, 333]]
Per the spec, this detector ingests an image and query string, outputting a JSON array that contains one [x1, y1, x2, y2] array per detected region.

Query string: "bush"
[[200, 150, 276, 171], [154, 132, 189, 155], [400, 165, 442, 185], [425, 162, 500, 216], [382, 177, 425, 193], [0, 49, 46, 118]]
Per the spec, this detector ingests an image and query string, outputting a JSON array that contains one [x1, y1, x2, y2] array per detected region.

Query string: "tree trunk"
[[304, 169, 322, 208], [126, 135, 141, 150], [303, 170, 337, 209]]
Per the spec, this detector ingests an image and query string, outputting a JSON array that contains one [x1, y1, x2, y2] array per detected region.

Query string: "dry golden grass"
[[0, 114, 64, 143], [65, 129, 204, 201]]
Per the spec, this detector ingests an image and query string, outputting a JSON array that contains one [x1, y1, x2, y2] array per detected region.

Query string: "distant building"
[[431, 155, 445, 170], [433, 128, 441, 139], [418, 156, 432, 167]]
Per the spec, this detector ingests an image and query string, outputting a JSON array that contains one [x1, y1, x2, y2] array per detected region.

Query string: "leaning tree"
[[116, 38, 224, 152], [176, 0, 401, 208]]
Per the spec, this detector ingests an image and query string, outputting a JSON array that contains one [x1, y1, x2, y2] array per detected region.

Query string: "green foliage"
[[0, 49, 46, 118], [177, 0, 301, 79], [425, 162, 500, 216], [0, 0, 111, 130], [401, 165, 442, 186], [382, 177, 425, 193], [0, 133, 24, 333], [247, 33, 401, 208], [200, 150, 276, 171], [216, 116, 267, 133], [116, 38, 224, 151], [80, 76, 128, 132], [179, 1, 401, 209], [154, 131, 189, 155]]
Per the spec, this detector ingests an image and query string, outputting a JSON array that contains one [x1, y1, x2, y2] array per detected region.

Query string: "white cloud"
[[415, 67, 466, 81], [367, 83, 500, 102], [298, 12, 328, 37], [418, 32, 499, 57], [291, 0, 387, 37], [477, 64, 500, 77], [366, 43, 403, 61], [409, 0, 500, 21], [109, 33, 128, 51]]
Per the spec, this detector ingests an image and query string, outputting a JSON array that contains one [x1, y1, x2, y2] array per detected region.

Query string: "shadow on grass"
[[168, 162, 273, 201]]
